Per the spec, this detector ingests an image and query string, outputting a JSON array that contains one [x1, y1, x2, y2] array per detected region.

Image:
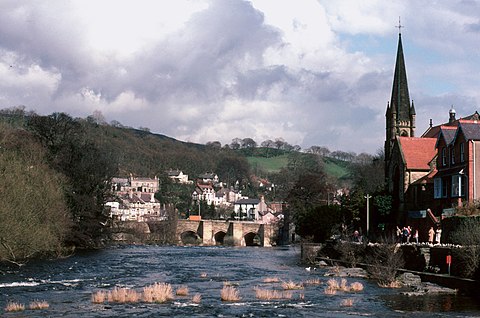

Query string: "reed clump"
[[379, 280, 402, 288], [192, 293, 202, 303], [254, 287, 292, 300], [281, 280, 304, 290], [107, 287, 141, 303], [304, 278, 322, 285], [221, 285, 241, 301], [324, 286, 337, 295], [29, 300, 50, 310], [176, 285, 189, 296], [263, 277, 280, 283], [143, 283, 174, 303], [326, 279, 365, 293], [4, 302, 25, 312], [341, 298, 354, 307], [92, 290, 107, 303]]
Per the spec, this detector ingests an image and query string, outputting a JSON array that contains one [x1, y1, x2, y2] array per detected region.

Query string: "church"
[[384, 30, 480, 229]]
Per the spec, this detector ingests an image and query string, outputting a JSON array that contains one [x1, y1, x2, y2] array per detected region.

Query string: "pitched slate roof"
[[398, 137, 437, 170], [458, 121, 480, 141], [437, 126, 457, 146], [235, 198, 260, 205]]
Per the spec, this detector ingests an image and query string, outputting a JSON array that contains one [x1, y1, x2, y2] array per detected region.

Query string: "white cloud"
[[0, 0, 479, 154]]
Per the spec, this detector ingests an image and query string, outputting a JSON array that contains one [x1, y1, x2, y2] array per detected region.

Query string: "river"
[[1, 245, 479, 317]]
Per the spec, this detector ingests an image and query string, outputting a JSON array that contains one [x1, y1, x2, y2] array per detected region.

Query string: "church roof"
[[390, 33, 412, 123], [398, 137, 437, 170]]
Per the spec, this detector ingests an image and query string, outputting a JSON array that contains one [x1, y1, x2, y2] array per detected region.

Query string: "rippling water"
[[1, 245, 479, 317]]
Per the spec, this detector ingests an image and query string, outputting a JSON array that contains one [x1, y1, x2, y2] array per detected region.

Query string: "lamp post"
[[365, 194, 371, 237]]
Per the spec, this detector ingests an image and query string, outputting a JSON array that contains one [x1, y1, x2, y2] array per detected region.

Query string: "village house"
[[167, 169, 192, 184], [107, 175, 162, 221]]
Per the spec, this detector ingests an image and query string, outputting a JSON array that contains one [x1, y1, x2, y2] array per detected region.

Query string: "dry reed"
[[281, 280, 304, 290], [29, 300, 50, 310], [324, 287, 337, 295], [341, 298, 354, 307], [221, 285, 241, 301], [379, 280, 402, 288], [304, 278, 322, 285], [200, 272, 208, 278], [327, 279, 339, 290], [298, 293, 305, 300], [339, 278, 349, 291], [143, 283, 174, 303], [4, 302, 25, 312], [254, 288, 292, 300], [176, 286, 189, 296], [192, 293, 202, 303], [263, 277, 280, 283], [349, 282, 364, 292], [91, 290, 107, 303]]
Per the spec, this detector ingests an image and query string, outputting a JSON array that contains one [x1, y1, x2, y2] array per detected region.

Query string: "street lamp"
[[365, 194, 371, 237]]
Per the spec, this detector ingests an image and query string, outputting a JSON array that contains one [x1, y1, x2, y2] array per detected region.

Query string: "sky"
[[1, 0, 480, 154]]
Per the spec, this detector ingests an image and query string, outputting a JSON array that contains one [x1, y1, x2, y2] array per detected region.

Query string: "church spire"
[[390, 30, 411, 125]]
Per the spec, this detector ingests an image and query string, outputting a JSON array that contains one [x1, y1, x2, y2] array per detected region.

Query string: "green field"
[[246, 154, 350, 179]]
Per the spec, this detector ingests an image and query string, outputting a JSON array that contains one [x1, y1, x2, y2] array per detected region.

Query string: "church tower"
[[385, 29, 416, 178]]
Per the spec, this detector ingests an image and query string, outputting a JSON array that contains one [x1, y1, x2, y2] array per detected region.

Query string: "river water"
[[1, 245, 479, 317]]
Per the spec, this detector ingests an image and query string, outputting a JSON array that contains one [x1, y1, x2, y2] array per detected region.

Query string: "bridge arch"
[[244, 232, 261, 246], [214, 231, 227, 245], [180, 231, 201, 245]]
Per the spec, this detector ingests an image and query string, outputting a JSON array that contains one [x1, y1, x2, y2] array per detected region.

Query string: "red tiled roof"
[[398, 137, 437, 170]]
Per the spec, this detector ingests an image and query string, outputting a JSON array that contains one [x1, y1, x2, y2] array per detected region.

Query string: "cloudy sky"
[[1, 0, 480, 154]]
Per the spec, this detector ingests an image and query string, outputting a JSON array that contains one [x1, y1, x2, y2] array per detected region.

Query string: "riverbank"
[[302, 242, 479, 297]]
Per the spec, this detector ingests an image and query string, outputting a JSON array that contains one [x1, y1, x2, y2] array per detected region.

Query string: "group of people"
[[396, 225, 442, 244]]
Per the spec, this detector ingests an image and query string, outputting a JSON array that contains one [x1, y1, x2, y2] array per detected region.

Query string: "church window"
[[460, 143, 465, 162]]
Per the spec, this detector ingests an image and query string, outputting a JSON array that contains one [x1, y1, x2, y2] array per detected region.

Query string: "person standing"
[[435, 227, 442, 244], [428, 227, 435, 244], [414, 229, 419, 244]]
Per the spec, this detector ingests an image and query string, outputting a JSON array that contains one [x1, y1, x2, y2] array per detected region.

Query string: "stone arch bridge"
[[176, 220, 275, 247]]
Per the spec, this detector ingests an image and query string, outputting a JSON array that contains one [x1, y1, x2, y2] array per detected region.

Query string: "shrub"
[[450, 217, 480, 279], [221, 286, 240, 301], [365, 244, 404, 285]]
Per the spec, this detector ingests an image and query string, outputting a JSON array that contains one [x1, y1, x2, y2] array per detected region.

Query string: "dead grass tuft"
[[254, 287, 292, 300], [29, 300, 49, 310], [176, 285, 189, 296], [324, 287, 337, 295], [339, 278, 349, 291], [327, 278, 339, 290], [304, 278, 322, 285], [263, 277, 280, 283], [281, 280, 304, 290], [379, 280, 402, 288], [107, 287, 141, 303], [200, 272, 208, 278], [92, 290, 107, 303], [341, 298, 354, 307], [221, 285, 241, 301], [192, 293, 202, 303], [349, 282, 364, 292], [5, 302, 25, 312], [143, 283, 174, 303]]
